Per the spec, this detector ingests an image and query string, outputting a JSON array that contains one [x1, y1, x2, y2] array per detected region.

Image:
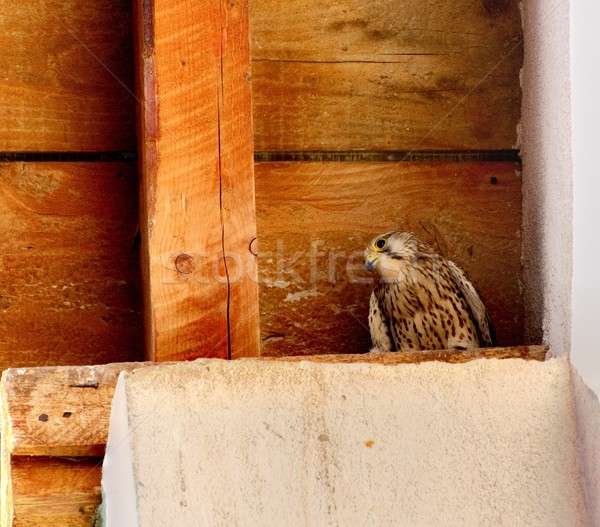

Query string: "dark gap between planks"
[[0, 150, 520, 163], [0, 152, 137, 162], [255, 150, 520, 163]]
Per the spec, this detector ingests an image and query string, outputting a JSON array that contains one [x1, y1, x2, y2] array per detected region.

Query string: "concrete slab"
[[101, 357, 598, 526]]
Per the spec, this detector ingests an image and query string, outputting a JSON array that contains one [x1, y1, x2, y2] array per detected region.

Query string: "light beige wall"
[[571, 0, 600, 396], [102, 358, 595, 526], [572, 368, 600, 525], [520, 0, 573, 353]]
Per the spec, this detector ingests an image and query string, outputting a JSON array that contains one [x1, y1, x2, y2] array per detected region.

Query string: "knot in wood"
[[175, 253, 195, 275]]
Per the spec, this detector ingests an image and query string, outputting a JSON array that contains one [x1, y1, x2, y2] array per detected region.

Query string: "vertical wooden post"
[[135, 0, 259, 361]]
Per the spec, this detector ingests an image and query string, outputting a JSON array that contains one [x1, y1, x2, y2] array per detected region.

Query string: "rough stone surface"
[[102, 358, 597, 526]]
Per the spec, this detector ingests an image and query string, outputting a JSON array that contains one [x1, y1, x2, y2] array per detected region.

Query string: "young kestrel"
[[364, 231, 496, 352]]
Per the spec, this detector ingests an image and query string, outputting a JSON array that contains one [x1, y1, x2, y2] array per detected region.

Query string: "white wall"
[[571, 1, 600, 396], [521, 1, 600, 396], [521, 0, 573, 356]]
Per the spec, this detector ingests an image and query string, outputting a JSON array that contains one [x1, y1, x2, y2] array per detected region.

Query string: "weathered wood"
[[250, 0, 522, 151], [257, 345, 549, 364], [255, 162, 523, 356], [1, 391, 13, 526], [1, 363, 144, 457], [135, 0, 260, 361], [0, 163, 143, 370], [219, 0, 261, 359], [0, 0, 135, 152], [254, 150, 521, 163], [0, 363, 145, 526], [11, 457, 102, 527]]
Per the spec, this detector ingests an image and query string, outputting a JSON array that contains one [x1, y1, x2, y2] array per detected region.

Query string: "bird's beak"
[[365, 254, 378, 272]]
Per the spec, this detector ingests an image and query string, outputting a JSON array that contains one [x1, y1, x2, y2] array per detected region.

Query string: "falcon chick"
[[364, 231, 496, 352]]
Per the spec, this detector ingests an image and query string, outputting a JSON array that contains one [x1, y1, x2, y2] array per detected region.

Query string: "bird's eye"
[[373, 238, 387, 251]]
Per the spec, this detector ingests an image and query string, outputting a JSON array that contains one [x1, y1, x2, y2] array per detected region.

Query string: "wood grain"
[[10, 457, 102, 527], [255, 162, 523, 356], [219, 0, 261, 359], [0, 0, 135, 152], [136, 0, 260, 361], [250, 0, 522, 151], [0, 163, 143, 370], [0, 363, 151, 526], [1, 363, 144, 457]]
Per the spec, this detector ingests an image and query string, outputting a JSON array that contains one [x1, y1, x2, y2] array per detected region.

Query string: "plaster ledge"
[[101, 357, 599, 526]]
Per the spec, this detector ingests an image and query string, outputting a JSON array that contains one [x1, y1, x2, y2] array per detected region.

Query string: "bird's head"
[[364, 231, 433, 283]]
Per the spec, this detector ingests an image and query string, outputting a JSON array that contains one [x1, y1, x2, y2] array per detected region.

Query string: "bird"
[[364, 231, 496, 352]]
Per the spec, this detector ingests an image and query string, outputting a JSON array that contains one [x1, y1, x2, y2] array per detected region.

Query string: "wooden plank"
[[0, 0, 135, 152], [250, 0, 522, 151], [219, 0, 261, 359], [11, 457, 102, 527], [135, 0, 259, 361], [257, 346, 549, 365], [0, 163, 143, 370], [1, 388, 14, 527], [0, 363, 147, 527], [1, 363, 144, 457], [255, 162, 523, 356]]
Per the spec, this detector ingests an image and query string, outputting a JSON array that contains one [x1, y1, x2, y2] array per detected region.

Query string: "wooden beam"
[[257, 345, 549, 364], [135, 0, 260, 361], [255, 162, 523, 356], [0, 163, 143, 370], [0, 0, 135, 152], [1, 364, 143, 458], [0, 363, 145, 526], [10, 457, 103, 527]]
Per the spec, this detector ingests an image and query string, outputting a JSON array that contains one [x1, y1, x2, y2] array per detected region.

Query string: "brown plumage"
[[364, 231, 496, 352]]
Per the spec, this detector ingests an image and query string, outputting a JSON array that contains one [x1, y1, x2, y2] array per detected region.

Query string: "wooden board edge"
[[134, 0, 158, 361], [251, 345, 549, 365], [1, 363, 149, 458], [1, 377, 15, 527]]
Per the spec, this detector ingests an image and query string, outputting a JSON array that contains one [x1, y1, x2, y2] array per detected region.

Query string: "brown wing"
[[446, 260, 496, 347], [368, 291, 394, 352]]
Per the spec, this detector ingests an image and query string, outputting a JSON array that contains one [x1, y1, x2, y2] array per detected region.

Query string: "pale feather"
[[368, 291, 394, 352]]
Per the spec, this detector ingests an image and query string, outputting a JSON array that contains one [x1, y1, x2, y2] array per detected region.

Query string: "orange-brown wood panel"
[[0, 163, 143, 369], [258, 346, 548, 365], [135, 0, 259, 361], [0, 0, 135, 152], [0, 363, 149, 526], [10, 457, 102, 527], [1, 364, 144, 458], [250, 0, 522, 151], [255, 162, 523, 356], [219, 0, 261, 359]]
